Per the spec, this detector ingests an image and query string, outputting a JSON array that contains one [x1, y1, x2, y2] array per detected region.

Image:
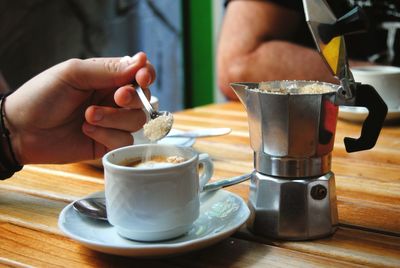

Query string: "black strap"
[[0, 93, 23, 180]]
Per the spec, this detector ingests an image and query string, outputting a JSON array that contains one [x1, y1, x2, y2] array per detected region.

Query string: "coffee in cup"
[[102, 144, 213, 241], [120, 155, 185, 168]]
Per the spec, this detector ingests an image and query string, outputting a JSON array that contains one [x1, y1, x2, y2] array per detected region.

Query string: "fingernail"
[[93, 109, 103, 122], [123, 91, 133, 105], [84, 124, 96, 133], [119, 56, 131, 63], [119, 54, 138, 68], [131, 53, 140, 62]]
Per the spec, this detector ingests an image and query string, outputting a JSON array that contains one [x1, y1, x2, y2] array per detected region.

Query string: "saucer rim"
[[339, 106, 400, 122], [58, 189, 250, 257]]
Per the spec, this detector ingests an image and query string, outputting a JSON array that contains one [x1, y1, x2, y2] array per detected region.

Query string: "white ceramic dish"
[[351, 66, 400, 111], [58, 190, 250, 257], [339, 106, 400, 122]]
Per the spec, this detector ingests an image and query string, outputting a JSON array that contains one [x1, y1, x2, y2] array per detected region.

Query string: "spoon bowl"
[[73, 197, 107, 221], [135, 86, 174, 141]]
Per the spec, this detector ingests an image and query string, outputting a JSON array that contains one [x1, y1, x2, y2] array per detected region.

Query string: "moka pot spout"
[[230, 82, 259, 109]]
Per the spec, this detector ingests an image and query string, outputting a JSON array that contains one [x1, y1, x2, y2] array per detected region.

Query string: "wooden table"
[[1, 102, 399, 267]]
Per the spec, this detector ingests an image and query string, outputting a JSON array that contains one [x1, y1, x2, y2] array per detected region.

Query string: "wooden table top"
[[1, 102, 399, 267]]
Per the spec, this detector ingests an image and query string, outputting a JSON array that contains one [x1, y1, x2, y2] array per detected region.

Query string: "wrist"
[[0, 93, 23, 179]]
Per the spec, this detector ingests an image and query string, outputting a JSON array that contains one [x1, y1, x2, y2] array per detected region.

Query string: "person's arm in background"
[[217, 1, 368, 100]]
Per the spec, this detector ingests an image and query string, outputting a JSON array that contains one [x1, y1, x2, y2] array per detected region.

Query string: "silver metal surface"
[[227, 2, 384, 241], [303, 0, 356, 104], [73, 197, 107, 221], [247, 171, 338, 240], [136, 86, 173, 121], [231, 81, 338, 177], [136, 86, 156, 118], [254, 154, 331, 178], [202, 173, 251, 192]]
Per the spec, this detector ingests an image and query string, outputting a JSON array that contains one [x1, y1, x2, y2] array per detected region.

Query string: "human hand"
[[4, 52, 156, 164]]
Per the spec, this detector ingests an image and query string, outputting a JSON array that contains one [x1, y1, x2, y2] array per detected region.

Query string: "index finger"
[[59, 52, 148, 90]]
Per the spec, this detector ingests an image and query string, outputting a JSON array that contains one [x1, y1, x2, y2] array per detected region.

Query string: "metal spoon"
[[72, 173, 251, 221], [135, 86, 174, 140], [166, 128, 231, 138]]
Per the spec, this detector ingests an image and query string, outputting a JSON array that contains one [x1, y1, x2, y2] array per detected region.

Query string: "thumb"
[[62, 52, 148, 90]]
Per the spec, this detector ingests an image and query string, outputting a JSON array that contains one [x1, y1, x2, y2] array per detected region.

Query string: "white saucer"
[[339, 106, 400, 122], [58, 190, 250, 257]]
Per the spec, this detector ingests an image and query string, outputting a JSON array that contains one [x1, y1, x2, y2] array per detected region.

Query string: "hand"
[[4, 52, 156, 164]]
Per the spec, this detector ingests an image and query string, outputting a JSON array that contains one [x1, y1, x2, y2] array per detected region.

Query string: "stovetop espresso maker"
[[231, 0, 388, 240]]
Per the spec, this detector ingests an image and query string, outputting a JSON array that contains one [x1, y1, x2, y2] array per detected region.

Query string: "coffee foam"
[[133, 160, 176, 169], [122, 154, 185, 169]]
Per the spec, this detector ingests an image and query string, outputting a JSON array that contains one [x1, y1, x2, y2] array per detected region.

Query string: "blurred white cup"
[[351, 65, 400, 110]]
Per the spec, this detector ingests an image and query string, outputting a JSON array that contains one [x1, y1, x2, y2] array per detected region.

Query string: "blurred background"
[[0, 0, 226, 112]]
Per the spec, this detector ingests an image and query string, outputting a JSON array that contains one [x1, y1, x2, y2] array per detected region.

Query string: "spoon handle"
[[135, 86, 156, 118], [202, 173, 251, 192]]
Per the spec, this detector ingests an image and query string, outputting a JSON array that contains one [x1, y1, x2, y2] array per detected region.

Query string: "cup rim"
[[102, 144, 198, 172]]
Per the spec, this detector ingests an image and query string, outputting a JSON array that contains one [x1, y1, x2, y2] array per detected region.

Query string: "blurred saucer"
[[339, 106, 400, 122], [58, 190, 250, 257], [158, 129, 196, 147]]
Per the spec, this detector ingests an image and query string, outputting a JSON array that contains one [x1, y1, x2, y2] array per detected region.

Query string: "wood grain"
[[0, 224, 372, 268], [0, 101, 399, 267]]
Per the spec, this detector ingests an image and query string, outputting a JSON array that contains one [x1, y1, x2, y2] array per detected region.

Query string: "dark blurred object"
[[335, 0, 400, 66], [0, 0, 108, 90], [0, 71, 9, 94]]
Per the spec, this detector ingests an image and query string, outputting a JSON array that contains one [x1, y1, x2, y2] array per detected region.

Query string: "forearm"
[[218, 40, 337, 100], [217, 0, 374, 100], [218, 40, 375, 100]]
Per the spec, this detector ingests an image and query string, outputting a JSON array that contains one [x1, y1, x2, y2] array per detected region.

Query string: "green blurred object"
[[183, 0, 214, 108]]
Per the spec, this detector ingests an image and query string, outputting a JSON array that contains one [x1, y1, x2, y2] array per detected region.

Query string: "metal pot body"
[[231, 81, 339, 177]]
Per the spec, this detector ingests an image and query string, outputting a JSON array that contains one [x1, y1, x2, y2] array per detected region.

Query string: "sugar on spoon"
[[134, 84, 174, 141], [72, 173, 252, 222]]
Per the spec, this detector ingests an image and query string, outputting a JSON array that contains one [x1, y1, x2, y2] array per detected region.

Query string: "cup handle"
[[198, 153, 214, 191]]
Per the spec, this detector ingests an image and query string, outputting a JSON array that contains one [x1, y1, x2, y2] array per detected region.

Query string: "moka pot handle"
[[343, 83, 388, 152]]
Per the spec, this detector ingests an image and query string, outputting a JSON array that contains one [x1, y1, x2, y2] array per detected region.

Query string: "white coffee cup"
[[351, 65, 400, 110], [102, 144, 213, 241]]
